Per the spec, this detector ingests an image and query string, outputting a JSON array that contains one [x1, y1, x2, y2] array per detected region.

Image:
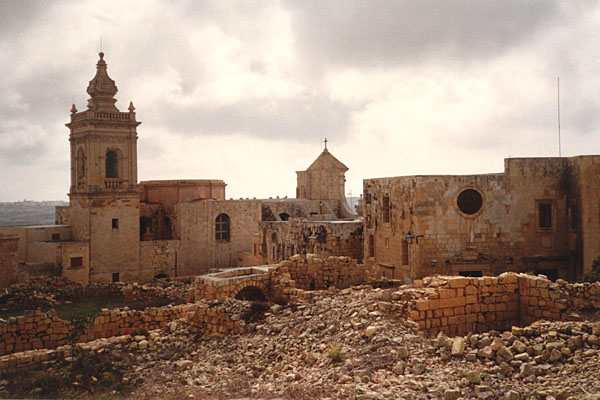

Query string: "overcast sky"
[[1, 0, 600, 202]]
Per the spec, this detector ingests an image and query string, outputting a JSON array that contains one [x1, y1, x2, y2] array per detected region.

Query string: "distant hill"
[[0, 201, 69, 227]]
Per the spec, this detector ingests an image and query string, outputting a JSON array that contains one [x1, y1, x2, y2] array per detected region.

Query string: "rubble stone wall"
[[0, 301, 247, 358], [195, 256, 367, 302], [279, 255, 366, 291], [2, 277, 188, 311]]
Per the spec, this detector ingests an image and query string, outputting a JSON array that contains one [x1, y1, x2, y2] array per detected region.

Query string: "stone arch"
[[234, 285, 267, 301], [279, 212, 289, 221]]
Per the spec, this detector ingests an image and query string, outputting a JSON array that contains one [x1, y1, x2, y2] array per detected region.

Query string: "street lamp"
[[406, 231, 423, 244]]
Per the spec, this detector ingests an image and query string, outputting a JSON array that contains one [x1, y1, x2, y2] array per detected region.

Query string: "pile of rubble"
[[124, 286, 600, 399], [3, 282, 600, 399]]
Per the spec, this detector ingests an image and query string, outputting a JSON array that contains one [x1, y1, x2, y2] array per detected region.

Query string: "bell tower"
[[66, 53, 141, 283], [67, 52, 140, 194]]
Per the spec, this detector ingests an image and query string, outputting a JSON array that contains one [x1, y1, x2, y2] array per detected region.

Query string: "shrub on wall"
[[582, 256, 600, 283]]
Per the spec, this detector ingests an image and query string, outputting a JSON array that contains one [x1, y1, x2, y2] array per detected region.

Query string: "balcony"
[[104, 178, 124, 189]]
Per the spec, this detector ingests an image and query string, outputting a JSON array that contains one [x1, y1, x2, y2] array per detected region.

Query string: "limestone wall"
[[140, 180, 226, 204], [55, 205, 70, 224], [0, 299, 248, 358], [567, 156, 600, 275], [258, 219, 363, 264], [177, 199, 261, 275], [194, 267, 272, 301], [195, 256, 367, 302], [0, 299, 251, 375], [405, 272, 600, 337], [0, 235, 19, 288], [409, 274, 520, 337], [279, 255, 366, 291], [60, 241, 90, 285], [139, 240, 179, 281], [363, 156, 590, 282], [69, 193, 141, 283]]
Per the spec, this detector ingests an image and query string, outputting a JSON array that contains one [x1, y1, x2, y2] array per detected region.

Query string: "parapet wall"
[[406, 272, 600, 337]]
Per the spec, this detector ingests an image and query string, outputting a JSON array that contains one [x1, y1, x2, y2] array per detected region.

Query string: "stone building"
[[246, 146, 362, 265], [363, 156, 600, 281], [0, 53, 359, 286]]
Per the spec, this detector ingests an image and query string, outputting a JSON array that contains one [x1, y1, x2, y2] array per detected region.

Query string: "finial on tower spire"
[[324, 137, 328, 151], [86, 52, 118, 110]]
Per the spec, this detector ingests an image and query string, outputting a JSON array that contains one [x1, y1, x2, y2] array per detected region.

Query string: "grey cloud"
[[147, 95, 353, 145], [0, 0, 45, 36], [285, 1, 589, 67]]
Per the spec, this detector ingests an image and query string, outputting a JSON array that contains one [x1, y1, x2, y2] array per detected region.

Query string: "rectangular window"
[[402, 239, 409, 265], [383, 195, 390, 223], [52, 233, 60, 241], [368, 235, 375, 258], [70, 257, 83, 269], [365, 193, 372, 205], [112, 218, 119, 229], [538, 202, 552, 229], [112, 272, 120, 282]]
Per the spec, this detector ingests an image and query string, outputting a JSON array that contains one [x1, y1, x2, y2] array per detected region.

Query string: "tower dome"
[[86, 52, 118, 110]]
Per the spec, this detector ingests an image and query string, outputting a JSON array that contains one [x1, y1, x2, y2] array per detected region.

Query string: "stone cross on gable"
[[324, 137, 328, 150]]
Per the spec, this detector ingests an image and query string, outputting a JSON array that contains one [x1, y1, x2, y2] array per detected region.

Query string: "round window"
[[457, 189, 483, 215]]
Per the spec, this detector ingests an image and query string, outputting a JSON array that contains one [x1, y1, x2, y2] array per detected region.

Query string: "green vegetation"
[[326, 343, 346, 363], [582, 256, 600, 283], [0, 296, 172, 321]]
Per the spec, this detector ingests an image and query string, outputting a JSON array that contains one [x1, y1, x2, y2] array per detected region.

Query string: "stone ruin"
[[3, 255, 600, 385]]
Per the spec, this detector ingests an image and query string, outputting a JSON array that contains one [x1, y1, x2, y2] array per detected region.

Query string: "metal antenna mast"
[[558, 77, 562, 157]]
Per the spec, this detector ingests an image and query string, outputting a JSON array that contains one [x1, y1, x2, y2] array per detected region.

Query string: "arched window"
[[215, 213, 230, 241], [279, 212, 289, 221], [106, 150, 118, 178]]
